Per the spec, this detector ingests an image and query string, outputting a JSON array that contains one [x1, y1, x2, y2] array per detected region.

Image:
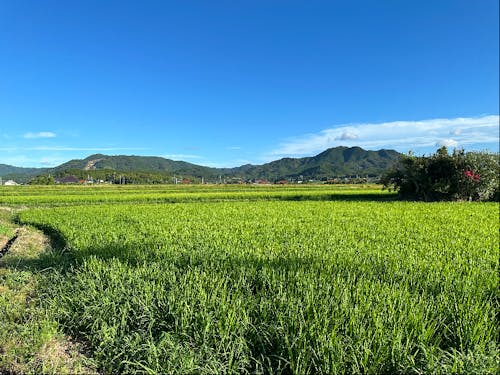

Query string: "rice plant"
[[18, 199, 499, 374]]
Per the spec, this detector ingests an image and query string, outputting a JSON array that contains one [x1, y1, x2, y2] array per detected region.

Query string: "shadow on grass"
[[276, 192, 397, 202], [6, 220, 328, 278], [1, 222, 76, 274], [5, 192, 399, 208], [5, 220, 438, 296], [8, 219, 465, 314]]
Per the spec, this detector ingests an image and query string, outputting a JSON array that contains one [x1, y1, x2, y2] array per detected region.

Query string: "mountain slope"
[[227, 146, 401, 180], [53, 154, 216, 175], [1, 147, 402, 182]]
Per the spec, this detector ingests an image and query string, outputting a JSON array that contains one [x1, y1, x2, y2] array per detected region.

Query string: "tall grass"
[[19, 200, 499, 374]]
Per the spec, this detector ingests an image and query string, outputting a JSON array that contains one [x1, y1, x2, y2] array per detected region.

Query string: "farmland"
[[0, 185, 498, 374], [0, 184, 390, 206]]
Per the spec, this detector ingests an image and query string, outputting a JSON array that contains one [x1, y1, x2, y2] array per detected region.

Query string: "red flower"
[[464, 170, 480, 182]]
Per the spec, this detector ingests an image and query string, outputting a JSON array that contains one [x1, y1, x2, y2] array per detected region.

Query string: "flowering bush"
[[382, 147, 499, 201], [464, 170, 480, 182]]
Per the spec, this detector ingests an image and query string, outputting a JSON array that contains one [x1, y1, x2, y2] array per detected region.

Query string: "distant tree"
[[29, 175, 55, 185], [381, 147, 499, 201]]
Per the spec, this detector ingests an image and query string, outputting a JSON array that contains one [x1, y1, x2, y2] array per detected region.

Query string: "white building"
[[3, 180, 19, 186]]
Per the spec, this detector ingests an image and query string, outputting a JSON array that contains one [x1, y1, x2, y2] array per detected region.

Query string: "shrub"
[[382, 147, 499, 201]]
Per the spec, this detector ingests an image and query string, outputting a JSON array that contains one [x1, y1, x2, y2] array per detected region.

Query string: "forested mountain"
[[227, 147, 401, 180], [53, 154, 215, 176], [0, 164, 46, 183], [1, 147, 402, 183]]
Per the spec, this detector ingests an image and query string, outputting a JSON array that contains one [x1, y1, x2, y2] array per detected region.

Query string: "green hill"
[[1, 147, 402, 183], [53, 154, 216, 176], [226, 147, 401, 180]]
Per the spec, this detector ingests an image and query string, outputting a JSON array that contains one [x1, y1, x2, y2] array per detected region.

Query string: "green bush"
[[382, 147, 499, 201]]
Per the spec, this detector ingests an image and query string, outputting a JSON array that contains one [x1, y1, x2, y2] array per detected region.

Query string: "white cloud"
[[270, 115, 499, 158], [437, 139, 459, 148], [336, 131, 359, 141], [38, 156, 67, 166], [23, 131, 56, 139], [0, 146, 150, 152], [0, 155, 43, 166], [0, 147, 152, 167], [0, 154, 67, 168], [226, 146, 242, 150], [33, 146, 149, 152]]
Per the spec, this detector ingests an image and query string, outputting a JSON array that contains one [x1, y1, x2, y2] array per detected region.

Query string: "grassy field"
[[0, 185, 498, 373], [0, 184, 391, 206], [0, 208, 96, 374]]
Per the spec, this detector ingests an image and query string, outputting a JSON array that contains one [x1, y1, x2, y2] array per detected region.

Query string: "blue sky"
[[0, 0, 498, 168]]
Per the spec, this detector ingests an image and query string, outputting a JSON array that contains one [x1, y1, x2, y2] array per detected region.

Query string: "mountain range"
[[0, 146, 401, 183]]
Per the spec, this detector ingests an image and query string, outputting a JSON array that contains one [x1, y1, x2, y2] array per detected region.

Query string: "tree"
[[381, 148, 499, 201], [29, 175, 55, 185]]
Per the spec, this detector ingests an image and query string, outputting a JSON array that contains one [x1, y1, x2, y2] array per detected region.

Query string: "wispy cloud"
[[0, 146, 150, 152], [38, 156, 67, 167], [270, 115, 499, 158], [23, 131, 57, 139], [226, 146, 242, 150], [0, 154, 68, 168], [336, 132, 359, 141], [32, 146, 149, 152], [437, 139, 459, 148], [449, 128, 463, 136]]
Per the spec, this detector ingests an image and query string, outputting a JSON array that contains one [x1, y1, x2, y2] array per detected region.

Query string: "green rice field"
[[1, 185, 498, 373], [0, 184, 390, 206]]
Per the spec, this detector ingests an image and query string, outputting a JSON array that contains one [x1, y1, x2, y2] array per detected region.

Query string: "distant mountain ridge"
[[1, 146, 402, 182], [54, 154, 214, 176], [0, 164, 48, 183], [227, 147, 401, 180]]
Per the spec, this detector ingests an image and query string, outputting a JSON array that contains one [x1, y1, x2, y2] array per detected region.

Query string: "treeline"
[[382, 147, 499, 201], [28, 169, 378, 185], [29, 169, 187, 185]]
